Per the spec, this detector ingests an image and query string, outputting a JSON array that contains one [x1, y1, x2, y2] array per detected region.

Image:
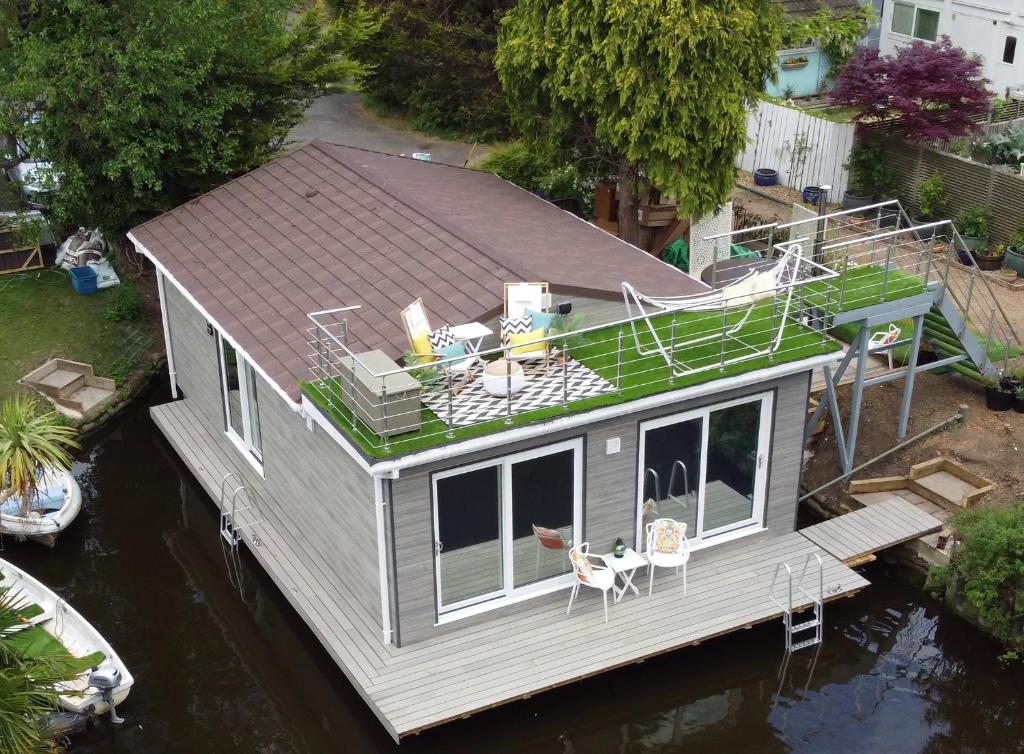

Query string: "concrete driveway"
[[288, 93, 487, 167]]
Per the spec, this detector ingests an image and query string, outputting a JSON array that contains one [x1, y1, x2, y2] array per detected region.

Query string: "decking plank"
[[799, 498, 941, 562]]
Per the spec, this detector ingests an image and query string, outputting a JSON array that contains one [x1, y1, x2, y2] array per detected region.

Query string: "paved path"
[[288, 93, 487, 167]]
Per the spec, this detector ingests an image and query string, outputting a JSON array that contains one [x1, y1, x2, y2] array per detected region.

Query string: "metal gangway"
[[769, 553, 824, 652]]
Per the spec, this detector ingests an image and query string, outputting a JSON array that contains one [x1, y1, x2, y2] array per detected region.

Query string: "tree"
[[495, 0, 782, 244], [0, 0, 379, 232], [0, 585, 82, 754], [830, 36, 990, 142], [0, 396, 78, 518], [354, 0, 514, 140]]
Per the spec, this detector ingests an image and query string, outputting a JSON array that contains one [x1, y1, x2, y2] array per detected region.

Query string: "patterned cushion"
[[499, 315, 533, 346], [653, 520, 685, 554], [570, 548, 592, 581], [428, 325, 455, 349]]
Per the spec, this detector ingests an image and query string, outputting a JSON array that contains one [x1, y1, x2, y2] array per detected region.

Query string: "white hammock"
[[621, 243, 807, 377]]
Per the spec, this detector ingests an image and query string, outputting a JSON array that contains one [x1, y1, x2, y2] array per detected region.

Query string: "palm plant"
[[0, 396, 78, 518], [0, 585, 78, 753]]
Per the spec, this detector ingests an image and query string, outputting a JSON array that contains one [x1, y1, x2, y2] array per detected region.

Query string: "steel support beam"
[[897, 314, 925, 440], [843, 324, 870, 474]]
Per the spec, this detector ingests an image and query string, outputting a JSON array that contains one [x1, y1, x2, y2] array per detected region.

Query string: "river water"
[[5, 380, 1023, 754]]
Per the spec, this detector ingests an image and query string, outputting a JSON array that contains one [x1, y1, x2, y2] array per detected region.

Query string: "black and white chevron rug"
[[422, 357, 615, 427]]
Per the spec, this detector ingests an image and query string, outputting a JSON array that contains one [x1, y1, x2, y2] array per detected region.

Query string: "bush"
[[845, 140, 896, 199], [916, 171, 948, 220], [356, 0, 514, 141], [477, 142, 550, 189], [955, 204, 992, 240], [947, 502, 1024, 647], [104, 280, 144, 322], [539, 165, 595, 219]]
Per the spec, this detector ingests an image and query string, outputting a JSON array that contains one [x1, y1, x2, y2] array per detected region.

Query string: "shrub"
[[946, 502, 1024, 648], [916, 171, 948, 220], [955, 205, 992, 240], [104, 280, 144, 322], [477, 142, 550, 190], [539, 165, 595, 219], [845, 140, 896, 199]]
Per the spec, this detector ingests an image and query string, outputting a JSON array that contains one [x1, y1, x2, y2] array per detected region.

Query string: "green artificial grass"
[[304, 299, 842, 459], [802, 265, 927, 314], [0, 269, 155, 402]]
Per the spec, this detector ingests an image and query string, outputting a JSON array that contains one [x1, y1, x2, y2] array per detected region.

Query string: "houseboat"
[[129, 142, 955, 742]]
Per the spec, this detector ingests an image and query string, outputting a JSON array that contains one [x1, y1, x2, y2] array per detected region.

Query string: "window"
[[432, 439, 583, 617], [1004, 36, 1017, 65], [218, 334, 263, 467], [637, 393, 773, 550], [892, 3, 940, 41]]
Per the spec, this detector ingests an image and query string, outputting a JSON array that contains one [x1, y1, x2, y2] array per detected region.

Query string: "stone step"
[[33, 369, 86, 399]]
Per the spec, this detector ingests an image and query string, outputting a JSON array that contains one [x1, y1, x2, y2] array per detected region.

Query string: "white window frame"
[[431, 437, 584, 622], [890, 2, 940, 41], [218, 333, 264, 475], [635, 391, 774, 552]]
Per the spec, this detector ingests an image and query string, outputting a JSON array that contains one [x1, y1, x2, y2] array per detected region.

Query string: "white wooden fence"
[[737, 100, 855, 197]]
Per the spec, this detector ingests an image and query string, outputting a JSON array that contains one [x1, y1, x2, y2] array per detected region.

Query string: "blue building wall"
[[765, 47, 832, 98]]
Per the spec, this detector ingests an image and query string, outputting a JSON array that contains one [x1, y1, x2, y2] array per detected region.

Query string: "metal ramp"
[[769, 553, 824, 652]]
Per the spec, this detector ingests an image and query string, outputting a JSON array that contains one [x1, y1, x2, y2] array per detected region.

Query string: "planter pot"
[[972, 250, 1004, 271], [985, 385, 1014, 411], [781, 61, 809, 71], [999, 267, 1019, 280], [841, 191, 872, 212], [878, 206, 900, 228], [1005, 248, 1024, 275], [802, 186, 822, 204], [956, 248, 975, 267], [1015, 394, 1024, 414], [753, 168, 778, 187], [961, 235, 987, 252]]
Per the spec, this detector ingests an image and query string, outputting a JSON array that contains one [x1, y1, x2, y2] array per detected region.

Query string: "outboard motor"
[[87, 665, 124, 724]]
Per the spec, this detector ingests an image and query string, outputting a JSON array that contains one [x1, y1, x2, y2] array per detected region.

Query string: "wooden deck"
[[798, 498, 943, 564], [152, 398, 876, 742]]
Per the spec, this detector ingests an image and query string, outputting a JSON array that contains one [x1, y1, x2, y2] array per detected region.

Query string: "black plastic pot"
[[878, 206, 900, 228], [840, 190, 872, 212], [986, 385, 1014, 411], [1014, 394, 1024, 414]]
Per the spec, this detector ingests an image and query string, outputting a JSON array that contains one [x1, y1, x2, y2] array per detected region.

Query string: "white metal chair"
[[644, 518, 690, 596], [868, 323, 901, 369], [566, 542, 616, 623]]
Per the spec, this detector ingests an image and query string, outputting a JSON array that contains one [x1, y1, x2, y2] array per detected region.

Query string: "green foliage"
[[1011, 228, 1024, 250], [356, 0, 513, 140], [0, 395, 78, 517], [0, 0, 380, 233], [104, 280, 143, 323], [916, 171, 948, 219], [1, 215, 44, 249], [495, 0, 783, 229], [947, 502, 1024, 647], [956, 204, 992, 240], [477, 142, 549, 189], [845, 140, 896, 199], [540, 164, 595, 219], [783, 8, 875, 72], [983, 123, 1024, 172]]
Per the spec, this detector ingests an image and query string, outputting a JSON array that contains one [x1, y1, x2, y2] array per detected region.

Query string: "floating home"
[[130, 142, 980, 742]]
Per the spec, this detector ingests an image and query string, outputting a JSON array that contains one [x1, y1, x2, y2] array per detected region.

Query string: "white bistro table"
[[601, 548, 647, 603], [450, 322, 493, 359]]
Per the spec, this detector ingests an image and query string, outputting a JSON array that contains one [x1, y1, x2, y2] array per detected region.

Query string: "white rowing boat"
[[0, 558, 133, 721], [0, 468, 82, 547]]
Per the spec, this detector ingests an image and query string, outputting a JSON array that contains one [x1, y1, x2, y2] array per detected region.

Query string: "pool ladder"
[[769, 553, 823, 652], [218, 472, 262, 602]]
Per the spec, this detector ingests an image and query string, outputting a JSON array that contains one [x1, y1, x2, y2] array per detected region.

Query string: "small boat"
[[0, 468, 82, 546], [0, 559, 133, 722]]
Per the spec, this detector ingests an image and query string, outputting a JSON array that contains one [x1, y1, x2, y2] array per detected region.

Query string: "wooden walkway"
[[152, 399, 873, 742], [798, 498, 942, 564]]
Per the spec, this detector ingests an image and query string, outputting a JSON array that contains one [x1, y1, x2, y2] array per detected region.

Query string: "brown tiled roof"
[[130, 141, 705, 401], [775, 0, 862, 17]]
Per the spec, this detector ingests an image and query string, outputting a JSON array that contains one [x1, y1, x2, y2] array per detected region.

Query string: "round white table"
[[482, 359, 525, 396]]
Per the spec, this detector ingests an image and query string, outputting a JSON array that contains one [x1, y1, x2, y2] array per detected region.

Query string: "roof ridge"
[[310, 140, 546, 282]]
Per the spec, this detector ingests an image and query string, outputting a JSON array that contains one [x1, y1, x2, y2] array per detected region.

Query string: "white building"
[[878, 0, 1024, 95]]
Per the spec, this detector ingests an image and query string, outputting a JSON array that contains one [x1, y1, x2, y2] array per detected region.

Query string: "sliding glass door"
[[432, 439, 582, 616], [219, 335, 263, 465], [637, 393, 772, 549]]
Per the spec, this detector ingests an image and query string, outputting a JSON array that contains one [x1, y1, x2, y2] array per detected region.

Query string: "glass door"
[[219, 335, 263, 464], [433, 439, 582, 618], [637, 393, 772, 549]]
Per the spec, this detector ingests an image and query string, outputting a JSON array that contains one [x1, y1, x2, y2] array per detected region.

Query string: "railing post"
[[768, 295, 779, 363], [669, 314, 677, 383], [561, 335, 569, 410], [961, 273, 976, 338], [880, 236, 894, 302], [923, 242, 933, 287], [838, 253, 850, 312], [381, 377, 390, 450], [821, 286, 832, 345], [985, 307, 996, 366], [616, 326, 623, 390], [505, 358, 513, 424], [941, 228, 953, 305], [719, 308, 728, 372], [767, 226, 775, 258], [446, 370, 454, 439]]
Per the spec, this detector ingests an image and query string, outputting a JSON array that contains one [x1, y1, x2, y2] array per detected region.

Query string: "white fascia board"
[[367, 350, 843, 476], [128, 232, 302, 414]]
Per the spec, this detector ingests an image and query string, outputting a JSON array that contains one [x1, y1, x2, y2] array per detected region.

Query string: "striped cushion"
[[499, 315, 532, 346], [427, 325, 455, 349]]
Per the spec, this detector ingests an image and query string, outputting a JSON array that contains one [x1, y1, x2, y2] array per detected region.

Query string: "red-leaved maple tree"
[[831, 36, 990, 142]]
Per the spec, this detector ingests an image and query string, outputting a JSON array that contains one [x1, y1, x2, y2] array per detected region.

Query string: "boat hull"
[[0, 471, 82, 546]]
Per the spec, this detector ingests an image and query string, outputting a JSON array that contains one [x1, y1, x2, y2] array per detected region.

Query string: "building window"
[[218, 334, 263, 467], [431, 438, 583, 617], [892, 2, 940, 41], [1004, 36, 1017, 65]]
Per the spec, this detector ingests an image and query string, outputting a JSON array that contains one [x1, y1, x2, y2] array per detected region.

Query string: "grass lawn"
[[802, 265, 926, 314], [0, 269, 154, 403], [304, 298, 842, 459]]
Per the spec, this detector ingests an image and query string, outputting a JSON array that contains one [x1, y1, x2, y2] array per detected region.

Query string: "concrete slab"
[[915, 470, 979, 505]]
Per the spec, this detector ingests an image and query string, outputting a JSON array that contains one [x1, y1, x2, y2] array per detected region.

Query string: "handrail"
[[643, 468, 662, 502], [667, 460, 690, 500]]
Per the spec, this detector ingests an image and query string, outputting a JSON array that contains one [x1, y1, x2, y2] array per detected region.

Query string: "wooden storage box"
[[339, 350, 422, 438]]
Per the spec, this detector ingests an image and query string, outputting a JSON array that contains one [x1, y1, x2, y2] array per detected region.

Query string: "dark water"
[[5, 379, 1024, 754]]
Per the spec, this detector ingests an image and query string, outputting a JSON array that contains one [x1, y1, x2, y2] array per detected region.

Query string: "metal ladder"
[[218, 472, 263, 601], [769, 553, 824, 652]]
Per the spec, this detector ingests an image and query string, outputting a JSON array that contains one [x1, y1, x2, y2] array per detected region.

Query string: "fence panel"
[[738, 100, 855, 196]]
